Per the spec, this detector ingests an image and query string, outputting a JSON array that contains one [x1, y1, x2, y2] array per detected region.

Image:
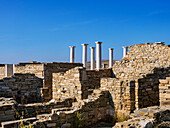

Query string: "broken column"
[[81, 44, 89, 68], [90, 47, 95, 70], [95, 41, 102, 70], [109, 48, 113, 68], [5, 64, 14, 77], [122, 46, 128, 57], [69, 46, 76, 63]]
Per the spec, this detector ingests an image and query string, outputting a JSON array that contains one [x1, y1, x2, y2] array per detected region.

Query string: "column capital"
[[109, 48, 114, 50], [90, 47, 95, 49], [122, 46, 128, 48], [155, 42, 165, 44], [95, 41, 102, 44], [69, 46, 76, 48], [81, 44, 89, 46]]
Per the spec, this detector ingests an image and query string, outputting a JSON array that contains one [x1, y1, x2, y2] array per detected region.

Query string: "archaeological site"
[[0, 41, 169, 128]]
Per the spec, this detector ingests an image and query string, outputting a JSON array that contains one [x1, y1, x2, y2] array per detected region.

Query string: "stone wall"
[[101, 78, 135, 113], [113, 43, 170, 79], [100, 43, 170, 113], [0, 42, 169, 127], [113, 106, 170, 128], [0, 98, 16, 125], [43, 62, 83, 101], [159, 77, 170, 106], [14, 62, 83, 102], [15, 98, 74, 119], [0, 73, 43, 104], [0, 97, 74, 126], [1, 89, 115, 128], [52, 67, 83, 101], [101, 69, 169, 113], [52, 67, 112, 101], [14, 63, 44, 78]]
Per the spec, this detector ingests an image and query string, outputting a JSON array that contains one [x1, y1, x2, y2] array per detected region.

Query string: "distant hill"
[[86, 60, 117, 69]]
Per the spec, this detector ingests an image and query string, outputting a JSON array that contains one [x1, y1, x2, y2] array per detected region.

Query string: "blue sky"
[[0, 0, 170, 64]]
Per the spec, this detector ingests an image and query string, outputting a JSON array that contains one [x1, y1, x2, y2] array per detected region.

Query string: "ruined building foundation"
[[0, 42, 169, 128]]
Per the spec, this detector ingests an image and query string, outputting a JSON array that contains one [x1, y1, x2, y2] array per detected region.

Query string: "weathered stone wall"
[[101, 69, 169, 113], [86, 69, 112, 89], [0, 98, 16, 125], [0, 64, 5, 79], [0, 73, 43, 104], [113, 106, 170, 128], [0, 97, 74, 126], [14, 63, 44, 78], [53, 67, 83, 101], [1, 90, 114, 128], [159, 77, 170, 106], [0, 42, 169, 127], [52, 67, 112, 101], [101, 78, 135, 113], [101, 43, 170, 113], [113, 43, 170, 79], [15, 98, 74, 119], [43, 62, 83, 101], [14, 62, 83, 102], [134, 67, 170, 109]]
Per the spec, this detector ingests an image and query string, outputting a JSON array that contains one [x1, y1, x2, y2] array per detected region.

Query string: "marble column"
[[95, 41, 102, 70], [109, 48, 114, 68], [69, 46, 75, 63], [90, 47, 95, 70], [122, 46, 128, 57], [81, 44, 89, 68], [5, 64, 14, 77]]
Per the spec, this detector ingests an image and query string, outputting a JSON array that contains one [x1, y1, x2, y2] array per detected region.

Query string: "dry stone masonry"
[[113, 106, 170, 128], [0, 42, 169, 128], [52, 67, 112, 101], [14, 62, 83, 102], [0, 73, 43, 104], [159, 77, 170, 106]]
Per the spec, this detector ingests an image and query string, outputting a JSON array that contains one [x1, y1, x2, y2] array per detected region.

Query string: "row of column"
[[69, 42, 128, 70]]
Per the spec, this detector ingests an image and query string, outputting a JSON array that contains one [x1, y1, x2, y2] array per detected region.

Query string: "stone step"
[[93, 89, 102, 94], [159, 79, 169, 84], [166, 77, 170, 80], [37, 113, 52, 120]]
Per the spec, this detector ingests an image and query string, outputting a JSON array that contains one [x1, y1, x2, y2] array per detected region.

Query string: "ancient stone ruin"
[[0, 42, 169, 128]]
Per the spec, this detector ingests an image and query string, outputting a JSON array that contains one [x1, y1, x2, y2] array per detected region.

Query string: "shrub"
[[73, 112, 84, 128], [113, 111, 130, 123]]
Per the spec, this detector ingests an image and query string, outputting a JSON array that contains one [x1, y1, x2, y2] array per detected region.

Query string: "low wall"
[[0, 97, 75, 126], [43, 62, 83, 101], [1, 90, 115, 128], [159, 77, 170, 106], [13, 62, 83, 102], [113, 106, 170, 128], [14, 63, 44, 78], [101, 67, 169, 113], [52, 67, 112, 101], [101, 78, 135, 113], [0, 73, 43, 104], [15, 98, 74, 119], [0, 98, 16, 125], [113, 43, 170, 79]]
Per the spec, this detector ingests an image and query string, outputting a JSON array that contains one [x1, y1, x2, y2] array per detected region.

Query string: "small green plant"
[[13, 107, 34, 128], [73, 112, 84, 128], [19, 120, 34, 128]]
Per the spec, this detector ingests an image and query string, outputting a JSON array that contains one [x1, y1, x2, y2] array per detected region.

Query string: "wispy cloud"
[[50, 19, 98, 32]]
